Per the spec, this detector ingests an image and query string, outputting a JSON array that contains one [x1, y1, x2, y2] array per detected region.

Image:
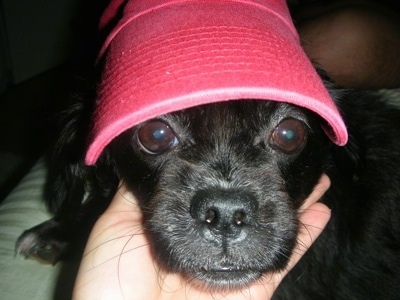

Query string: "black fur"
[[16, 86, 400, 299]]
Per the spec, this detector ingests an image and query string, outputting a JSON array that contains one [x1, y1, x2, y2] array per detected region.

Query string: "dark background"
[[0, 0, 108, 200]]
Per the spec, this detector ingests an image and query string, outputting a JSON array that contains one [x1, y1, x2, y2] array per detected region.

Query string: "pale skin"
[[73, 174, 331, 300]]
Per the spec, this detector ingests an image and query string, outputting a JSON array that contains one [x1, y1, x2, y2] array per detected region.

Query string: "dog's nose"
[[190, 189, 258, 241]]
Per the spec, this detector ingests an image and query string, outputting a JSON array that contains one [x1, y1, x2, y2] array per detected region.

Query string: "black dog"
[[16, 85, 400, 299]]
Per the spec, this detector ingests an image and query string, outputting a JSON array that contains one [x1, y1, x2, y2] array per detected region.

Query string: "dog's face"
[[107, 100, 331, 289]]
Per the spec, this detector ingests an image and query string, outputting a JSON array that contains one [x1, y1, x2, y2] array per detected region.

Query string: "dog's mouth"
[[187, 264, 264, 290]]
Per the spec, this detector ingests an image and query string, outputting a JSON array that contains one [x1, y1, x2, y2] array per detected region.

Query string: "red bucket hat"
[[85, 0, 348, 165]]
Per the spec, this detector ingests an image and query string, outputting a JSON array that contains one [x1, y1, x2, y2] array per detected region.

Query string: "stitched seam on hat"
[[99, 65, 312, 107], [102, 27, 291, 83], [102, 46, 303, 96], [108, 27, 291, 67], [103, 29, 305, 94], [119, 27, 291, 64], [100, 32, 311, 98], [101, 26, 316, 93]]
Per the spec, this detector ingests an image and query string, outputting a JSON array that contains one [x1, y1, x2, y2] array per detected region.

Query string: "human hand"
[[73, 174, 331, 300]]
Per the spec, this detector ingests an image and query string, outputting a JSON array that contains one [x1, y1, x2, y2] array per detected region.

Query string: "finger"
[[264, 175, 331, 286], [301, 173, 331, 210], [287, 174, 331, 271], [73, 183, 154, 300]]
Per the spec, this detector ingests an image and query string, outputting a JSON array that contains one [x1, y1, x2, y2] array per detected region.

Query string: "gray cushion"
[[0, 159, 75, 300]]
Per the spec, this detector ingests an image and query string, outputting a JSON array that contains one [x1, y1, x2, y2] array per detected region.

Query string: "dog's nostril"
[[203, 208, 246, 226], [205, 208, 217, 224], [234, 210, 245, 226]]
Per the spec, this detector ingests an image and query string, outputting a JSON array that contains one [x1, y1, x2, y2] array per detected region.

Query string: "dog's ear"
[[331, 132, 364, 182], [327, 87, 367, 182], [44, 96, 120, 219], [313, 69, 365, 181], [44, 99, 91, 215]]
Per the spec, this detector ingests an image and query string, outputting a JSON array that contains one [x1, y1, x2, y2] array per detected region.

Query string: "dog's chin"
[[158, 238, 295, 291], [184, 267, 264, 291]]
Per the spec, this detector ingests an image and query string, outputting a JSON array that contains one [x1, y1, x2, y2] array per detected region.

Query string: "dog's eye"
[[270, 118, 306, 154], [137, 120, 179, 154]]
